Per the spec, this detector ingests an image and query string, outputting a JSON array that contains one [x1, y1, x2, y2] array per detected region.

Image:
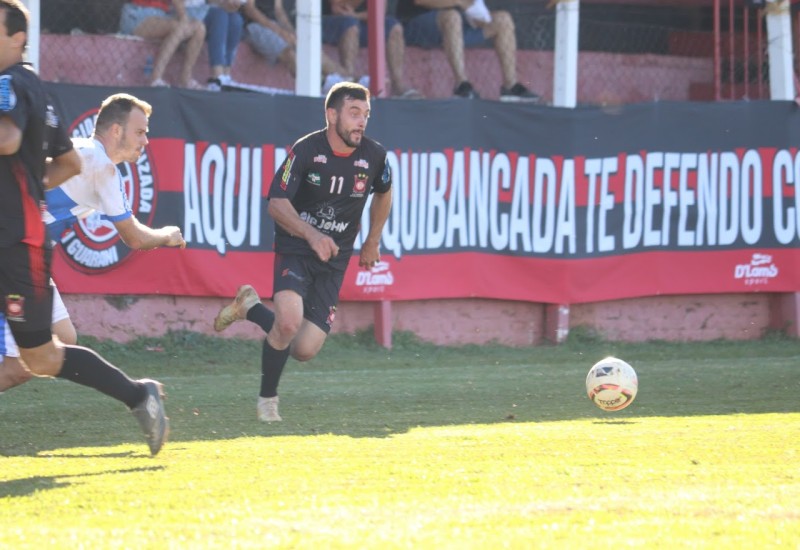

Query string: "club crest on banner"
[[59, 110, 159, 273]]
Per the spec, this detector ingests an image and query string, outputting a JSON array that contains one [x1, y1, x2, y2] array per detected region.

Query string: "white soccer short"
[[0, 282, 69, 360]]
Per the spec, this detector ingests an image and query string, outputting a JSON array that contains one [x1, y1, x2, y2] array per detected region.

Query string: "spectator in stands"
[[241, 0, 354, 90], [205, 0, 245, 89], [323, 0, 423, 98], [119, 0, 209, 88], [395, 0, 540, 101]]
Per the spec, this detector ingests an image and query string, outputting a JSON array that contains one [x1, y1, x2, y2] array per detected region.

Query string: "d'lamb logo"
[[734, 252, 779, 286], [61, 109, 158, 274], [355, 261, 394, 295]]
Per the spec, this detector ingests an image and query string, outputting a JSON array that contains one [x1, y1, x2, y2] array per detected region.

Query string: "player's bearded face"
[[335, 99, 370, 148]]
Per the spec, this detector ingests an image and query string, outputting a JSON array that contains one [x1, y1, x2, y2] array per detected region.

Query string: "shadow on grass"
[[0, 466, 165, 498], [0, 329, 798, 455]]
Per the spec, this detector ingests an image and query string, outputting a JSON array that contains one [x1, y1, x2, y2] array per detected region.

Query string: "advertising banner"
[[46, 83, 800, 303]]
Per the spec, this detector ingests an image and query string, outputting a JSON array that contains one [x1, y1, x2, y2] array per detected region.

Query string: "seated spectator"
[[119, 0, 208, 88], [205, 0, 245, 89], [323, 0, 422, 98], [241, 0, 353, 91], [395, 0, 540, 101]]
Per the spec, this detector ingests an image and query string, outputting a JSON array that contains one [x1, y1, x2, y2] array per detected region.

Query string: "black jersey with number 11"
[[268, 129, 392, 270]]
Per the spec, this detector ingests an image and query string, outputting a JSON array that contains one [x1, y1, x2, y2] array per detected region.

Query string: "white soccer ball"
[[585, 356, 638, 411]]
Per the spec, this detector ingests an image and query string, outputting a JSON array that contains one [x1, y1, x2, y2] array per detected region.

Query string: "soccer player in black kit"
[[214, 81, 392, 422], [0, 0, 168, 455]]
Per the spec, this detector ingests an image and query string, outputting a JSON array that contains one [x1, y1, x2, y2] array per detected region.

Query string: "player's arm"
[[0, 115, 22, 155], [268, 198, 339, 262], [113, 217, 186, 250], [45, 149, 82, 189], [359, 188, 392, 268]]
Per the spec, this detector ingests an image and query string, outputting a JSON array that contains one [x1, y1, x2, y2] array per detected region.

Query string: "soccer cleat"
[[213, 285, 261, 332], [257, 396, 282, 422], [131, 379, 169, 456]]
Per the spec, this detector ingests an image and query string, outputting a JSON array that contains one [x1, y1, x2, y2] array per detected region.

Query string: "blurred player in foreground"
[[0, 4, 170, 455]]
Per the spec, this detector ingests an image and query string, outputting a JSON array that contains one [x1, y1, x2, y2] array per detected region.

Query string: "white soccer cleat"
[[213, 285, 261, 332], [257, 396, 282, 422]]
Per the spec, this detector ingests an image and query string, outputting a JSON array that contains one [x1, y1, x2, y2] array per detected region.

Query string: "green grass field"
[[1, 331, 799, 548]]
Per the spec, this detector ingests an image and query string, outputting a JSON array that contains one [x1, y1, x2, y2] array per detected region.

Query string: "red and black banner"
[[46, 83, 800, 303]]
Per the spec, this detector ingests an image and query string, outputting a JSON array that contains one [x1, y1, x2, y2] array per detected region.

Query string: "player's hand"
[[359, 239, 380, 269], [164, 226, 187, 249], [309, 232, 339, 262]]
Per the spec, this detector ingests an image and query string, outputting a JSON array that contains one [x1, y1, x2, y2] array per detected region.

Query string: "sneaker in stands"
[[257, 396, 282, 422], [207, 77, 222, 92], [500, 83, 541, 103], [322, 72, 346, 95], [454, 81, 480, 99], [131, 379, 169, 456], [213, 284, 261, 332], [464, 0, 492, 26]]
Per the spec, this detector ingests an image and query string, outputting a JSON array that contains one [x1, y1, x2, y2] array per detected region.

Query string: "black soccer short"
[[0, 243, 54, 349], [273, 252, 346, 334]]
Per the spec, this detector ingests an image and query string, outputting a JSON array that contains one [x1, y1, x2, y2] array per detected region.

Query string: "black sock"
[[247, 302, 275, 334], [260, 338, 290, 398], [57, 346, 145, 409]]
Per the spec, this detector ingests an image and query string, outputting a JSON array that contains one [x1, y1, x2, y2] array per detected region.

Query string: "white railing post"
[[765, 0, 795, 100], [552, 0, 579, 108], [295, 0, 322, 97], [22, 0, 40, 70]]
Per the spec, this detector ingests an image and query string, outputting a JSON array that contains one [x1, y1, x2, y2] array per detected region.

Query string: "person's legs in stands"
[[368, 17, 419, 97], [205, 6, 229, 81], [482, 9, 517, 90], [322, 15, 360, 80], [177, 18, 207, 88], [436, 9, 476, 96]]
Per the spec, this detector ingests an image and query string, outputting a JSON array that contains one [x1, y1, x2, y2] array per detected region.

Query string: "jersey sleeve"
[[92, 154, 132, 222], [371, 151, 392, 194], [0, 73, 29, 134], [268, 143, 308, 201], [47, 103, 74, 159]]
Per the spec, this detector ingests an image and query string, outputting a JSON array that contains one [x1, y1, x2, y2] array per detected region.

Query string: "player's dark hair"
[[94, 93, 153, 135], [325, 82, 370, 112], [0, 0, 28, 39]]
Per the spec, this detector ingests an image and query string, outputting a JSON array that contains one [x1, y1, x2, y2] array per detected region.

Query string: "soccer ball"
[[585, 356, 638, 411]]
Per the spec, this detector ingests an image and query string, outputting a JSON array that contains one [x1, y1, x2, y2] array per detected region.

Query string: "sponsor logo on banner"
[[61, 110, 158, 273], [355, 261, 394, 294], [734, 252, 779, 286]]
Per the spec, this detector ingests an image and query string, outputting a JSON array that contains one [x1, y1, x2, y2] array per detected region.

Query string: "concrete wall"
[[61, 292, 793, 347]]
